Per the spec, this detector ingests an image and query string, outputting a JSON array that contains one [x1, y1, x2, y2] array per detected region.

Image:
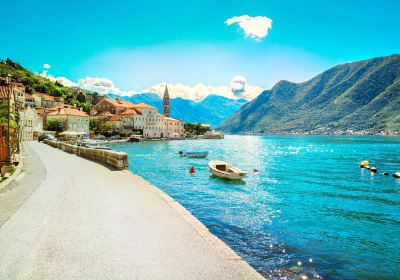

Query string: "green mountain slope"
[[0, 58, 94, 111], [218, 54, 400, 134]]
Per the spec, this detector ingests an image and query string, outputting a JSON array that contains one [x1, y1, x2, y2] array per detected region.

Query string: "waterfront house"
[[92, 98, 136, 115], [106, 115, 123, 133], [47, 105, 89, 133], [33, 93, 64, 108], [119, 108, 143, 131], [164, 117, 185, 139], [132, 103, 166, 138]]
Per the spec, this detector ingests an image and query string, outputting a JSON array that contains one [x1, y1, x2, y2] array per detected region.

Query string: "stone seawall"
[[43, 140, 128, 170]]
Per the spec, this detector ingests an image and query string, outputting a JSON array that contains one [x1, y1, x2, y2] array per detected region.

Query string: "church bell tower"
[[163, 84, 170, 117]]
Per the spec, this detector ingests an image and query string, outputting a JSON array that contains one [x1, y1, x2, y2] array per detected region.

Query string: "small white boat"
[[179, 151, 209, 158], [204, 131, 224, 139], [208, 160, 247, 180]]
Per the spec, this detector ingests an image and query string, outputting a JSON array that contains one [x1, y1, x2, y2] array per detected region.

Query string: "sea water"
[[112, 135, 400, 280]]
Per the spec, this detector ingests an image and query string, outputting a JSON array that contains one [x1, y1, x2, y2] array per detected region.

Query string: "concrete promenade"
[[0, 141, 264, 279]]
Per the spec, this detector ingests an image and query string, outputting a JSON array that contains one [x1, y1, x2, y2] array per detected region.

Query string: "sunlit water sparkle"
[[112, 135, 400, 280]]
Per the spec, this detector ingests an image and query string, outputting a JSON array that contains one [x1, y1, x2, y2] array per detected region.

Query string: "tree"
[[184, 123, 211, 135], [46, 119, 62, 132], [77, 92, 86, 103]]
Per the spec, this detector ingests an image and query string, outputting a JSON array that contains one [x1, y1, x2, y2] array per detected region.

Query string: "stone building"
[[18, 106, 43, 141], [47, 105, 89, 133]]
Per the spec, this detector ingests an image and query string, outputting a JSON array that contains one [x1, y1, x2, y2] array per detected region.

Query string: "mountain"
[[107, 93, 247, 128], [218, 54, 400, 134]]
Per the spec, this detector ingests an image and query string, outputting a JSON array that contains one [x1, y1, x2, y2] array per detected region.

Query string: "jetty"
[[0, 142, 264, 279]]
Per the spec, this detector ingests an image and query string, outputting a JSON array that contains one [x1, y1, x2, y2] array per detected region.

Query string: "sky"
[[1, 0, 400, 101]]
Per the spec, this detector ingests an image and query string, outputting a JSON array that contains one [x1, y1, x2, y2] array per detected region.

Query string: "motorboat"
[[128, 136, 144, 142], [208, 160, 247, 180], [204, 131, 224, 139], [83, 144, 112, 150], [179, 151, 209, 158]]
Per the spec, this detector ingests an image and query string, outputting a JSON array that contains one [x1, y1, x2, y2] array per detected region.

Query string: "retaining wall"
[[43, 140, 128, 170]]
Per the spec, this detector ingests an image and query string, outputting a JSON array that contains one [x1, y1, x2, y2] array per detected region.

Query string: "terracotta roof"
[[0, 86, 11, 99], [33, 92, 47, 97], [95, 111, 114, 117], [14, 82, 25, 87], [102, 98, 136, 109], [109, 115, 123, 121], [24, 93, 34, 99], [47, 106, 88, 117], [119, 108, 142, 116], [132, 102, 156, 109]]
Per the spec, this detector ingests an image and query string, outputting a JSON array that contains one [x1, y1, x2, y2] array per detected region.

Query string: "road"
[[0, 141, 264, 280]]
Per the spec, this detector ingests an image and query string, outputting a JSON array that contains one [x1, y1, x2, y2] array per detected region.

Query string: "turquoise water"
[[112, 136, 400, 280]]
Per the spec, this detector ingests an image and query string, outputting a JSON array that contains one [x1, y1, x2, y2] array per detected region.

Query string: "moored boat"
[[208, 160, 247, 180], [128, 136, 144, 142], [179, 151, 209, 158], [204, 131, 224, 139]]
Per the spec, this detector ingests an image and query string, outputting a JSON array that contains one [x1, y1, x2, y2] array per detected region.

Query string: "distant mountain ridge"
[[218, 54, 400, 134], [107, 93, 247, 128]]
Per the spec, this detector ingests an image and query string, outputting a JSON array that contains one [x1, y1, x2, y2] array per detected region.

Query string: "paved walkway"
[[0, 141, 264, 280]]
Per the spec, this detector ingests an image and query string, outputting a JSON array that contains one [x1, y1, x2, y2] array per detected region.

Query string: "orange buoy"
[[189, 166, 195, 174]]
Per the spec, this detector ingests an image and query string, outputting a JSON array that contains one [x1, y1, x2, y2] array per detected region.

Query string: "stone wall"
[[43, 140, 128, 170]]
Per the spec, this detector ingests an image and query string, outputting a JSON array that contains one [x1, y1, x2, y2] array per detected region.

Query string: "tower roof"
[[163, 84, 169, 98]]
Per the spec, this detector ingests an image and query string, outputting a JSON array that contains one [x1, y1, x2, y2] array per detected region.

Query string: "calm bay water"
[[112, 135, 400, 280]]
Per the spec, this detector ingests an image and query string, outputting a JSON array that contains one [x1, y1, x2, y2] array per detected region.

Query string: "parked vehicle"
[[38, 134, 55, 142]]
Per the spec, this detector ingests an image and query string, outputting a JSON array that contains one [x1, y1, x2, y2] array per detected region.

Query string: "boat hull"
[[179, 151, 209, 158], [208, 160, 247, 180]]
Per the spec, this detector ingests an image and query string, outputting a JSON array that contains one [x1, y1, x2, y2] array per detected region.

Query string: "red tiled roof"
[[132, 102, 156, 109], [109, 115, 122, 121], [102, 98, 136, 109], [33, 92, 47, 97], [96, 111, 114, 117], [119, 108, 142, 116], [24, 93, 34, 99], [0, 86, 10, 99], [47, 106, 88, 117]]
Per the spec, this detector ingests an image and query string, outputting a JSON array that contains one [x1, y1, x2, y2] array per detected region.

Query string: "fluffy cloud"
[[53, 77, 76, 87], [40, 70, 76, 87], [43, 63, 51, 69], [225, 15, 272, 41], [39, 74, 263, 101], [77, 77, 134, 96], [144, 76, 263, 101]]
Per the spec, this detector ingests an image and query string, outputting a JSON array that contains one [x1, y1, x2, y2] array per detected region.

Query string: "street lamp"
[[3, 74, 14, 171]]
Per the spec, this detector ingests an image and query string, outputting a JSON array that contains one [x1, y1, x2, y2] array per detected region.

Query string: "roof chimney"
[[80, 107, 83, 111]]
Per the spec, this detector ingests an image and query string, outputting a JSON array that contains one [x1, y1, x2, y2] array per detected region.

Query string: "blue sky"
[[1, 0, 400, 100]]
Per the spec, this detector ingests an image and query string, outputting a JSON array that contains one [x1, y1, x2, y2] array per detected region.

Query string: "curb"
[[0, 153, 24, 193]]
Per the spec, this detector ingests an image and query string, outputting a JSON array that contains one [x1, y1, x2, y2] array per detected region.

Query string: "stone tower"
[[163, 84, 170, 117]]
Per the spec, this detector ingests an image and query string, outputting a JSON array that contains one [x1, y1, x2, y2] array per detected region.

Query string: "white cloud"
[[38, 73, 263, 101], [144, 76, 263, 101], [40, 70, 76, 87], [225, 15, 272, 41], [53, 77, 76, 87], [77, 77, 134, 96], [43, 63, 51, 69]]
